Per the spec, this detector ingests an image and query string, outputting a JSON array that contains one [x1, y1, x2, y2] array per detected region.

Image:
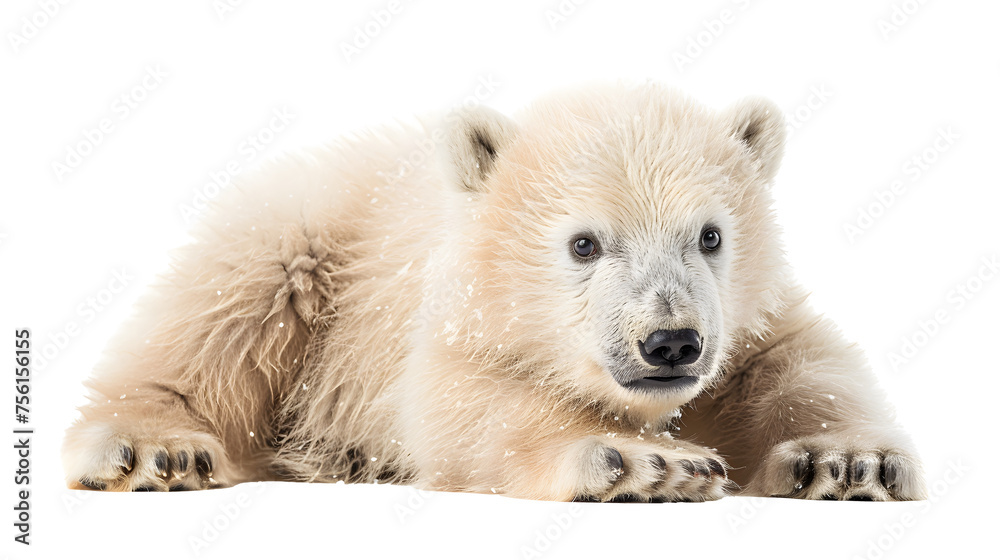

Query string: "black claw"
[[122, 446, 134, 473], [133, 485, 157, 492], [820, 494, 838, 500], [648, 454, 669, 484], [648, 496, 667, 503], [572, 495, 600, 502], [693, 461, 711, 478], [706, 458, 725, 477], [154, 451, 169, 478], [79, 478, 106, 491], [791, 452, 811, 481], [829, 462, 842, 481], [176, 451, 190, 473], [852, 461, 869, 484], [608, 493, 646, 503], [791, 451, 814, 492], [880, 460, 898, 490], [849, 494, 874, 502], [603, 447, 624, 475], [195, 450, 213, 478], [680, 460, 696, 476]]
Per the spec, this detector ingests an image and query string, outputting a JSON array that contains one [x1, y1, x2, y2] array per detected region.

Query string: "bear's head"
[[432, 84, 789, 421]]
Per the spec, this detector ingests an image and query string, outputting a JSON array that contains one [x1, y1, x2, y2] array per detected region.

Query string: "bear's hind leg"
[[63, 209, 338, 491]]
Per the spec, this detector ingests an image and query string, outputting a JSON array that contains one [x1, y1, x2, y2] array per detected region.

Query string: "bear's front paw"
[[63, 421, 229, 492], [565, 437, 730, 503], [748, 434, 926, 501]]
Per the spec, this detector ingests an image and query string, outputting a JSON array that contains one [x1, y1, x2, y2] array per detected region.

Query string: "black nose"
[[639, 329, 702, 367]]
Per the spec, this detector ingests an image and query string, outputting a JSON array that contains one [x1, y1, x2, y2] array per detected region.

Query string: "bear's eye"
[[572, 237, 599, 259], [701, 228, 721, 251]]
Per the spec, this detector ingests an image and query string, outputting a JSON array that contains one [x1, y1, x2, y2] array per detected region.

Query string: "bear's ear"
[[443, 106, 518, 193], [722, 96, 786, 182]]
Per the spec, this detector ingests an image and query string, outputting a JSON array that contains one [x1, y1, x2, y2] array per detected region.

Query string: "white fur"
[[63, 83, 924, 501]]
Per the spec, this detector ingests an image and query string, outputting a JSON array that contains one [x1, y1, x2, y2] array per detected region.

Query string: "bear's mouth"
[[622, 376, 699, 391]]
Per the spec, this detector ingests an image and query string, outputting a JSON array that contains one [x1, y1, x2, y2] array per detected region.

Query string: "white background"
[[3, 0, 998, 558]]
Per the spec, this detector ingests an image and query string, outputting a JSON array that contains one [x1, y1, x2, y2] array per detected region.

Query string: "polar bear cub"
[[63, 83, 925, 502]]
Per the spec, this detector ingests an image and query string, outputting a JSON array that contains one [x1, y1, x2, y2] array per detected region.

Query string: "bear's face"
[[548, 171, 735, 402], [440, 85, 788, 419]]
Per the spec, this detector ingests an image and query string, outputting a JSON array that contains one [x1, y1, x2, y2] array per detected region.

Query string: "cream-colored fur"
[[63, 83, 925, 501]]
